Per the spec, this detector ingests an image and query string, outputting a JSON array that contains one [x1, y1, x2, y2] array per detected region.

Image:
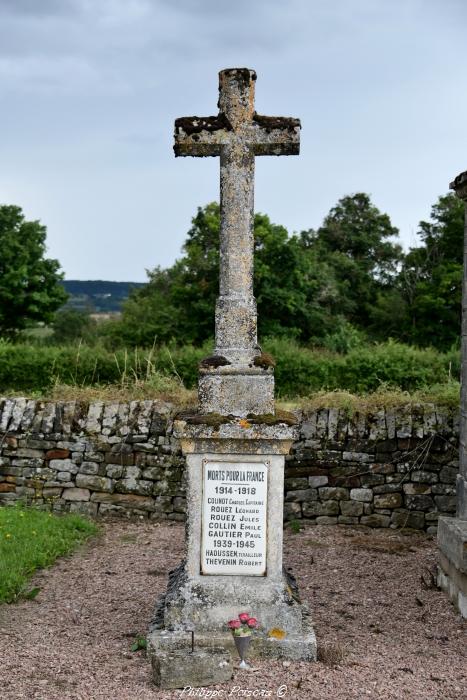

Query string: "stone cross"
[[174, 68, 300, 416]]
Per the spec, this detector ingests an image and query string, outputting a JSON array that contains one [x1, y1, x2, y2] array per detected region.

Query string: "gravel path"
[[0, 521, 465, 700]]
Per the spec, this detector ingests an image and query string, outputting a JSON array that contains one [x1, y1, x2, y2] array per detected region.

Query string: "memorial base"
[[437, 516, 467, 618], [151, 646, 233, 689], [148, 418, 317, 674]]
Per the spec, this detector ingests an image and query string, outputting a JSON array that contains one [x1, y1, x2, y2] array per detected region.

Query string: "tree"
[[0, 206, 67, 337], [52, 308, 97, 344], [399, 193, 465, 349], [112, 203, 343, 347], [310, 193, 403, 333]]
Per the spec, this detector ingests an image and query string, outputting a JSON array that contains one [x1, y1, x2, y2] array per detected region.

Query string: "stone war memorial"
[[437, 169, 467, 618], [147, 68, 317, 688]]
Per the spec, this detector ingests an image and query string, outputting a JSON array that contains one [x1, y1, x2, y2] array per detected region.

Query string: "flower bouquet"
[[227, 613, 258, 669]]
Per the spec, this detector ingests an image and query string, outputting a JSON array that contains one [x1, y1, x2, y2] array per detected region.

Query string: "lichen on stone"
[[174, 113, 233, 136], [253, 113, 301, 133]]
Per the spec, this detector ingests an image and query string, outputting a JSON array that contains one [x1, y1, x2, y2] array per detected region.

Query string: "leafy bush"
[[0, 338, 459, 398]]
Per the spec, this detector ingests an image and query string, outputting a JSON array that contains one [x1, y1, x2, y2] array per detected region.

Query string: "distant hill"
[[61, 280, 146, 313]]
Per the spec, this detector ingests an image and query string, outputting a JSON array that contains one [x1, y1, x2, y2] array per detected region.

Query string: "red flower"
[[228, 619, 241, 629], [238, 612, 250, 623], [247, 618, 257, 628]]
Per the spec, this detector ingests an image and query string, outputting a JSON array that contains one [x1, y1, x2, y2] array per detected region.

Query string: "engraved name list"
[[201, 460, 268, 576]]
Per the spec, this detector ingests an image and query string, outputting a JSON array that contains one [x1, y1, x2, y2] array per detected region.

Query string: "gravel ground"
[[0, 521, 466, 700]]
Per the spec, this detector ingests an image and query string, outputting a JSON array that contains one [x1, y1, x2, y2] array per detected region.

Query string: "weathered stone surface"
[[302, 500, 339, 517], [42, 487, 62, 498], [350, 488, 373, 502], [405, 494, 435, 511], [45, 449, 70, 460], [285, 488, 317, 502], [403, 483, 431, 495], [284, 502, 302, 519], [434, 495, 456, 511], [440, 466, 458, 484], [76, 474, 113, 492], [50, 459, 78, 474], [343, 451, 371, 462], [319, 487, 349, 501], [115, 478, 153, 496], [391, 510, 425, 529], [340, 500, 364, 517], [315, 516, 338, 524], [62, 488, 91, 501], [411, 470, 438, 483], [374, 493, 402, 509], [284, 477, 308, 489], [106, 464, 125, 479], [151, 647, 233, 689], [361, 514, 391, 528], [308, 475, 328, 488], [90, 491, 155, 509], [79, 461, 104, 476], [69, 501, 98, 517]]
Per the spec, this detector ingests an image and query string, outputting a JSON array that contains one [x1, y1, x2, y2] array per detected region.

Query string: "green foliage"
[[398, 193, 465, 349], [110, 203, 344, 346], [0, 505, 97, 603], [52, 308, 97, 344], [0, 206, 67, 337], [0, 339, 459, 399], [0, 340, 207, 393], [265, 337, 458, 397], [309, 193, 403, 332], [288, 520, 302, 534], [130, 635, 147, 652]]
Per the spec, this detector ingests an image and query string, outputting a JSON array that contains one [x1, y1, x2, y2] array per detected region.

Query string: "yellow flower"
[[32, 530, 37, 535], [48, 513, 52, 517], [19, 512, 25, 517], [5, 533, 11, 538]]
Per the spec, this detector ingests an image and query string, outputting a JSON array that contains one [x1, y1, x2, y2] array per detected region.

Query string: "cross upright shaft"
[[174, 68, 300, 415]]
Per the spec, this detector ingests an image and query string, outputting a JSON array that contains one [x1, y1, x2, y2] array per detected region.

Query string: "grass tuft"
[[279, 381, 460, 416]]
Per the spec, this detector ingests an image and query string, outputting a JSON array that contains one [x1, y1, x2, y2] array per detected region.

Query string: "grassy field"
[[0, 505, 98, 604]]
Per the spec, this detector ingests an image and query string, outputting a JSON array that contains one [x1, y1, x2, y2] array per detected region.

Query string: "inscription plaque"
[[201, 460, 268, 576]]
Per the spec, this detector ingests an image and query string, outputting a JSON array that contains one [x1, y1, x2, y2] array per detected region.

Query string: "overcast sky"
[[0, 0, 466, 281]]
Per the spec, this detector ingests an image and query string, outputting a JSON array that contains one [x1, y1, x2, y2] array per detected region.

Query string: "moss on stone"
[[246, 410, 298, 426], [253, 352, 276, 369], [176, 412, 235, 429], [199, 355, 231, 369], [175, 408, 297, 428]]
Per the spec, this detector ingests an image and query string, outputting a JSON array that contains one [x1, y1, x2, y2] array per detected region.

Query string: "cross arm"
[[250, 114, 301, 156], [174, 114, 233, 157]]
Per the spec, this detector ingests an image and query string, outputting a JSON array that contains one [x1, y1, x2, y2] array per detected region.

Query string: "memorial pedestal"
[[147, 417, 317, 674], [437, 516, 467, 618]]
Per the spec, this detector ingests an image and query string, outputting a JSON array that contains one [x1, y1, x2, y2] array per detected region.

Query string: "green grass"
[[0, 505, 98, 603]]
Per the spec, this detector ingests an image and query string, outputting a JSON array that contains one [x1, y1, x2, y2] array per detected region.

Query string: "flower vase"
[[234, 634, 252, 670]]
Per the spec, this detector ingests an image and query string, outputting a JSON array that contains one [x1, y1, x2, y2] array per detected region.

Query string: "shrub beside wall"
[[0, 398, 458, 531]]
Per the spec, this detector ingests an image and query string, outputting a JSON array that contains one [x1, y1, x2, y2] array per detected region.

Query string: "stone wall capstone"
[[0, 399, 458, 532]]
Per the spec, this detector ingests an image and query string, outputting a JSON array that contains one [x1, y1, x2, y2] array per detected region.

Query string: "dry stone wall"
[[0, 399, 458, 532]]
